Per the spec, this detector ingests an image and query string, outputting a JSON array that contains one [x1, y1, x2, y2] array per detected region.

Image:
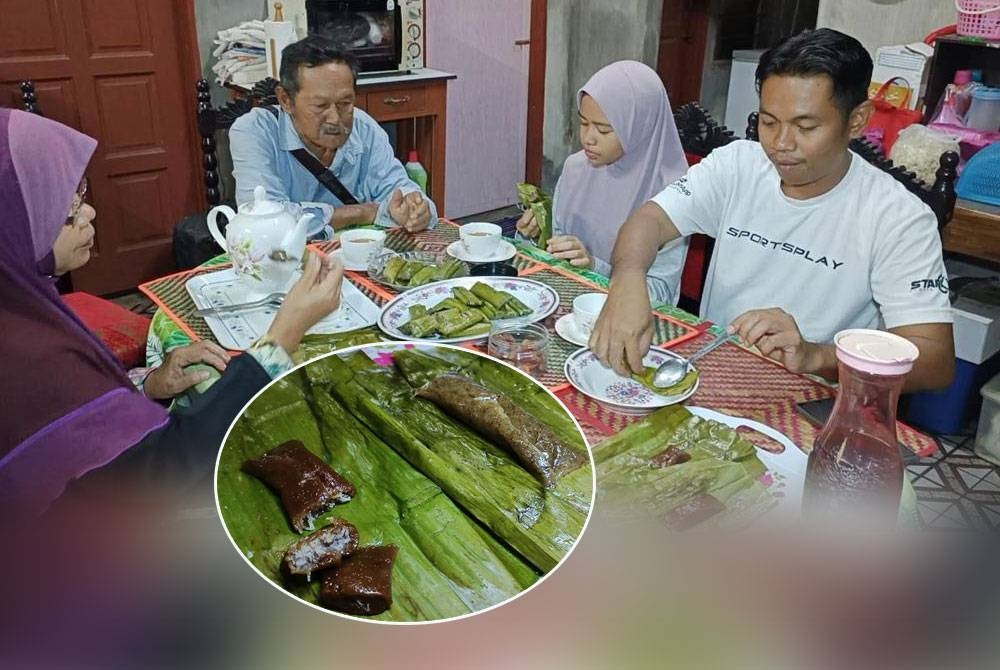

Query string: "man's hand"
[[388, 189, 431, 233], [516, 209, 539, 238], [547, 235, 593, 268], [729, 308, 828, 375], [267, 251, 344, 354], [331, 202, 379, 230], [143, 341, 231, 400], [589, 270, 654, 376]]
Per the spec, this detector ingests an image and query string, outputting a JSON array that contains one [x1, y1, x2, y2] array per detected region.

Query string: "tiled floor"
[[909, 432, 1000, 531]]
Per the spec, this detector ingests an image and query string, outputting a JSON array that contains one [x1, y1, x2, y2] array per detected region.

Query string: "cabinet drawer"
[[365, 85, 428, 119]]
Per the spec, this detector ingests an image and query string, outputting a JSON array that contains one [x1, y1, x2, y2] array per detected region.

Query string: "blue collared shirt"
[[230, 106, 437, 229]]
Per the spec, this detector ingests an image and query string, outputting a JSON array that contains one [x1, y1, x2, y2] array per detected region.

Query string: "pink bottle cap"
[[834, 329, 920, 376]]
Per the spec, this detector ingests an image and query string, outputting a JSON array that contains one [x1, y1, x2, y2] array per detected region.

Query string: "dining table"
[[139, 219, 937, 522]]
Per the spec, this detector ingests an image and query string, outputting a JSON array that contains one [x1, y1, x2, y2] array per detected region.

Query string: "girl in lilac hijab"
[[518, 60, 689, 305], [0, 109, 343, 519]]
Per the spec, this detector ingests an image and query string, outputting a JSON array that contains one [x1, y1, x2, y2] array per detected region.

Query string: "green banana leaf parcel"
[[218, 346, 594, 622]]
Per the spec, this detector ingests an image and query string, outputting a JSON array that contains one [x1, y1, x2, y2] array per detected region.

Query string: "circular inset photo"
[[216, 343, 595, 623]]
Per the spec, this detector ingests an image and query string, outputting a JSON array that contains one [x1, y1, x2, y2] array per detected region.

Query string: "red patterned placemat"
[[557, 330, 938, 457]]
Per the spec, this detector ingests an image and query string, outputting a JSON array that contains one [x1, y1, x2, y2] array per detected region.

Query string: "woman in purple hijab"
[[0, 109, 344, 519], [518, 60, 689, 305]]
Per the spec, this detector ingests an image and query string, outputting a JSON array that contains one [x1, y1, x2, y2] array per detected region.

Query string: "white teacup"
[[340, 228, 386, 268], [572, 292, 607, 336], [460, 222, 502, 258]]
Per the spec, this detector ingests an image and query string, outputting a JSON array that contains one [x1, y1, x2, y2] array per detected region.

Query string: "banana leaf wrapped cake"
[[416, 373, 587, 488], [242, 440, 356, 532], [283, 518, 359, 578], [595, 405, 770, 528], [218, 350, 580, 621], [320, 544, 399, 616]]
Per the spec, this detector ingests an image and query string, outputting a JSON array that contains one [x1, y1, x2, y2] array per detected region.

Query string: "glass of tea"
[[487, 321, 549, 375]]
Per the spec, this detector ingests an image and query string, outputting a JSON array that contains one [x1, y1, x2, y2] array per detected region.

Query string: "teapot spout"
[[278, 212, 313, 257]]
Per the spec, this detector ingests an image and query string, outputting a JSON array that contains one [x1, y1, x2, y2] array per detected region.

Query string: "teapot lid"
[[243, 185, 285, 216]]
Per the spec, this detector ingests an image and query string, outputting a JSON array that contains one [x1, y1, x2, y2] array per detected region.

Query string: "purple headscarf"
[[0, 109, 169, 518], [554, 61, 688, 263]]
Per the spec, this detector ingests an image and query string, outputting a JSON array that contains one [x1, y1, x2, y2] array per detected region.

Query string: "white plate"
[[554, 313, 590, 348], [377, 276, 560, 344], [185, 267, 381, 350], [686, 406, 807, 516], [446, 239, 517, 263], [563, 347, 699, 411]]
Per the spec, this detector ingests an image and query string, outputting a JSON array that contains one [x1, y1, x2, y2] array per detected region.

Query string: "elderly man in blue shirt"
[[231, 35, 436, 234]]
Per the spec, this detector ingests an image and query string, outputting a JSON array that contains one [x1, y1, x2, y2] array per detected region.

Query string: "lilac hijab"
[[0, 109, 168, 518], [554, 61, 688, 263]]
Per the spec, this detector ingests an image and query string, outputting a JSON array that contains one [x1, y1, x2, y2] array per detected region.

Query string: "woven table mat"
[[557, 330, 937, 457]]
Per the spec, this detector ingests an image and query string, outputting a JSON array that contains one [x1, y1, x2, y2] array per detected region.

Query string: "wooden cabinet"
[[943, 199, 1000, 266], [356, 72, 453, 211]]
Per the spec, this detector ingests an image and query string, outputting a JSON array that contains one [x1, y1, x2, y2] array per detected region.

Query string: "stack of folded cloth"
[[212, 20, 268, 86]]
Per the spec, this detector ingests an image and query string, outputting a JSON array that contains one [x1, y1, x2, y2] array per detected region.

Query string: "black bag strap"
[[264, 105, 359, 205]]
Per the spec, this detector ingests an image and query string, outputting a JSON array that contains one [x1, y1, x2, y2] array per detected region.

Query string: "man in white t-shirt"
[[590, 28, 954, 392]]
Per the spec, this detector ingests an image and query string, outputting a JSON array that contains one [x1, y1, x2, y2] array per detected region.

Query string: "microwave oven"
[[306, 0, 403, 75]]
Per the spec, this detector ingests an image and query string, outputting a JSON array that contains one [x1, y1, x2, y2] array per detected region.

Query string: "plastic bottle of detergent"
[[404, 150, 428, 193]]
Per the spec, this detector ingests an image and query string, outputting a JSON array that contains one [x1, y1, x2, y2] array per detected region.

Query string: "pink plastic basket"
[[956, 0, 1000, 39]]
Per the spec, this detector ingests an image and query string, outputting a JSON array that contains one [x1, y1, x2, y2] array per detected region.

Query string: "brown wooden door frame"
[[177, 1, 208, 209], [524, 0, 547, 186], [658, 0, 710, 109], [1, 1, 206, 294]]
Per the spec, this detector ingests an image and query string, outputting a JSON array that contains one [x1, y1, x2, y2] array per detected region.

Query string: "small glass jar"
[[487, 321, 549, 375]]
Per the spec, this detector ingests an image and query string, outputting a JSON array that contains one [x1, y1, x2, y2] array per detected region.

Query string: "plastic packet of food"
[[890, 125, 961, 186], [516, 182, 553, 249]]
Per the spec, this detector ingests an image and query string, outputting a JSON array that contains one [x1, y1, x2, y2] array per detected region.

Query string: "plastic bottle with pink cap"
[[802, 329, 920, 528]]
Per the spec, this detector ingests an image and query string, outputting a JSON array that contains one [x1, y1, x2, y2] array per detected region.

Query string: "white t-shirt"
[[650, 140, 953, 343]]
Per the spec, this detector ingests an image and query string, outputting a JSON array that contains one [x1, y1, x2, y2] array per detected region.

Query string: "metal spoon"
[[194, 292, 284, 318], [652, 331, 731, 388]]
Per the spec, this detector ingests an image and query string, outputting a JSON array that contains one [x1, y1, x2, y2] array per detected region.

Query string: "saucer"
[[554, 313, 590, 347], [446, 239, 516, 263], [331, 248, 375, 272]]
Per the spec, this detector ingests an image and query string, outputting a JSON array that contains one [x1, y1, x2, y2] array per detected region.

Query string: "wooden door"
[[0, 0, 202, 294], [658, 0, 710, 108], [426, 0, 531, 218]]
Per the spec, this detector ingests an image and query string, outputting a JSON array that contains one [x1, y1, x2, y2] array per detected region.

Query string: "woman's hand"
[[266, 251, 344, 354], [142, 341, 231, 400], [515, 209, 540, 238], [546, 235, 593, 268]]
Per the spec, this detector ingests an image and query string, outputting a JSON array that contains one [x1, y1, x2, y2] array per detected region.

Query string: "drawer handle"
[[383, 95, 411, 105]]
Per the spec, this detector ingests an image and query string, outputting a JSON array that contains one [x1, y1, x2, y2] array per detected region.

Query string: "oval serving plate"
[[378, 276, 560, 344], [367, 250, 469, 291], [563, 347, 699, 412]]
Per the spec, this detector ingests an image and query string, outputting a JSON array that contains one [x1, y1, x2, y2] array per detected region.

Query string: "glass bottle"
[[802, 329, 919, 528]]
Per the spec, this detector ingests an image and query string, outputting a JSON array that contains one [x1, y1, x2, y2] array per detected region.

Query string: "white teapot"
[[207, 186, 313, 295]]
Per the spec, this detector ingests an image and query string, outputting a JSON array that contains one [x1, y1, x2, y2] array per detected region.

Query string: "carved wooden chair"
[[18, 81, 152, 368], [168, 78, 281, 269], [746, 111, 959, 230], [195, 77, 279, 208]]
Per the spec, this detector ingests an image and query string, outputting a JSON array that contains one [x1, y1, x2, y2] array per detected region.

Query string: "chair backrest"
[[196, 78, 279, 208], [672, 102, 737, 158], [745, 112, 959, 230], [19, 81, 41, 115]]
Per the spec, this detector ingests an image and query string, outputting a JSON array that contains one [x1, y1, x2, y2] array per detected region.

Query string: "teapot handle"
[[206, 205, 236, 250]]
